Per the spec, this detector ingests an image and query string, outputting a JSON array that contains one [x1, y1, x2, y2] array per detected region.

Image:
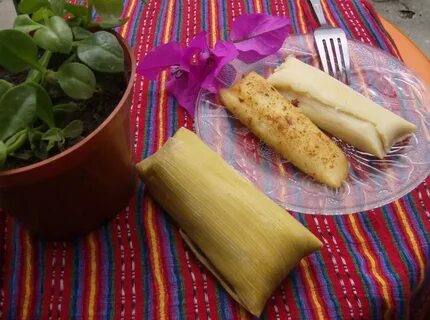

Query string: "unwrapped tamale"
[[267, 56, 416, 159], [136, 127, 322, 317], [219, 72, 349, 188]]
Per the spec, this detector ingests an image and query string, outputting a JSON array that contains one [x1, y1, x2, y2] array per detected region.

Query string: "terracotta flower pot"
[[0, 34, 137, 239]]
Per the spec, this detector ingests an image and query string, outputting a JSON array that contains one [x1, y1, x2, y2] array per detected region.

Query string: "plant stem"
[[26, 51, 52, 83], [63, 52, 77, 64]]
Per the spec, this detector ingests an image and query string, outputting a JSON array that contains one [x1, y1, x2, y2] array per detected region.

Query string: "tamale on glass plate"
[[195, 35, 430, 215]]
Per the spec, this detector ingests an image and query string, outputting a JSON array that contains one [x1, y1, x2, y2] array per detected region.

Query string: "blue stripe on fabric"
[[8, 223, 19, 319], [333, 214, 378, 320], [358, 213, 405, 317]]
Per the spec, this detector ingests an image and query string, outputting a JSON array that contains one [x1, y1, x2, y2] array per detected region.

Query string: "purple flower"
[[136, 14, 291, 117], [138, 32, 238, 116], [231, 13, 291, 63]]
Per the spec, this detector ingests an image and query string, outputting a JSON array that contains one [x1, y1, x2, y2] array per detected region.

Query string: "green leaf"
[[0, 80, 13, 100], [0, 30, 42, 72], [56, 62, 96, 99], [33, 16, 73, 54], [62, 120, 83, 138], [18, 0, 49, 14], [64, 3, 89, 18], [53, 102, 80, 113], [0, 83, 38, 141], [77, 31, 124, 73], [96, 17, 128, 29], [0, 141, 6, 167], [28, 128, 48, 159], [42, 127, 64, 150], [5, 129, 28, 154], [48, 0, 64, 16], [31, 7, 54, 22], [13, 14, 44, 33], [27, 82, 54, 128], [93, 0, 123, 20], [72, 26, 92, 40], [66, 17, 83, 28]]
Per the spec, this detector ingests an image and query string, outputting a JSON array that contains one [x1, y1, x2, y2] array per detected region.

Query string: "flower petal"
[[166, 73, 199, 116], [137, 42, 182, 80], [230, 13, 291, 63], [180, 31, 209, 71], [201, 40, 238, 92]]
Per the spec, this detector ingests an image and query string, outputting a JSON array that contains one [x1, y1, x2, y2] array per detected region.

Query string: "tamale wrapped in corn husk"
[[136, 127, 322, 317]]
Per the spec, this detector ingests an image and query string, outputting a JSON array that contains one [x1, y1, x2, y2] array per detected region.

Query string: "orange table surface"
[[380, 16, 430, 86]]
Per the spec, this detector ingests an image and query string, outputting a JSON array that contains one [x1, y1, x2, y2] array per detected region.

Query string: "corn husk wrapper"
[[136, 128, 322, 316]]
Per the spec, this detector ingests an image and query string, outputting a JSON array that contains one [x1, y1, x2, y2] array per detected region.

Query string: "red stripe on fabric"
[[334, 0, 378, 46], [119, 210, 134, 319], [0, 215, 10, 318], [60, 243, 73, 319], [346, 214, 395, 318], [204, 270, 221, 319], [305, 216, 351, 318], [41, 243, 56, 319], [358, 0, 401, 58], [265, 295, 278, 319], [281, 278, 302, 319], [131, 0, 161, 159], [300, 0, 319, 31], [128, 197, 145, 319], [412, 180, 430, 223], [396, 198, 427, 274], [373, 207, 412, 316], [272, 287, 290, 320], [111, 215, 123, 318], [323, 216, 371, 318], [54, 243, 65, 320], [188, 253, 210, 318]]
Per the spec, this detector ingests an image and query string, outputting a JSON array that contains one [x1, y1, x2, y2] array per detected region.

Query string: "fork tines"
[[314, 28, 351, 84]]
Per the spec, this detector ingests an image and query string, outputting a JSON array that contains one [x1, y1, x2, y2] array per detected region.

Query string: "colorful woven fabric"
[[1, 0, 430, 319]]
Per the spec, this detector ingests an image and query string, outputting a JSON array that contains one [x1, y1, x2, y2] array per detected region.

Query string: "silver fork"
[[309, 0, 351, 83]]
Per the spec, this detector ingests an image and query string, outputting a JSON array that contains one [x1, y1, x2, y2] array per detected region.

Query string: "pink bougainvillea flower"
[[137, 14, 291, 117], [137, 41, 182, 80], [230, 13, 291, 63], [138, 32, 238, 116]]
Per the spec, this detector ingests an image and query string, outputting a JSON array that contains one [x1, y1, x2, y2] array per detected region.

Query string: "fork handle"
[[309, 0, 328, 26]]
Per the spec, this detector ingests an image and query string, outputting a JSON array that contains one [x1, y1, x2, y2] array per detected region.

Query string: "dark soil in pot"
[[0, 66, 126, 170]]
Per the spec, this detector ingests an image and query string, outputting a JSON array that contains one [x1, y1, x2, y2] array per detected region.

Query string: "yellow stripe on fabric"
[[321, 0, 337, 26], [254, 0, 262, 13], [300, 258, 325, 319], [300, 259, 325, 319], [151, 1, 175, 317], [348, 215, 392, 320], [239, 307, 249, 320], [295, 0, 307, 34], [120, 0, 137, 38], [147, 199, 167, 319], [21, 232, 32, 320], [209, 0, 218, 46], [87, 233, 97, 320], [394, 200, 425, 285], [157, 0, 175, 149]]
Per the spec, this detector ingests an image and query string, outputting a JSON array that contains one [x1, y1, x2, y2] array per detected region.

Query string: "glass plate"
[[195, 34, 430, 215]]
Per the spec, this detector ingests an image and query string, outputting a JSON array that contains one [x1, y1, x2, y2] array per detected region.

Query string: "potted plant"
[[0, 0, 136, 238]]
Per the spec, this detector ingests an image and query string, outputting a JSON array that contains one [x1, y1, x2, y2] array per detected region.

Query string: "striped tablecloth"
[[1, 0, 430, 319]]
